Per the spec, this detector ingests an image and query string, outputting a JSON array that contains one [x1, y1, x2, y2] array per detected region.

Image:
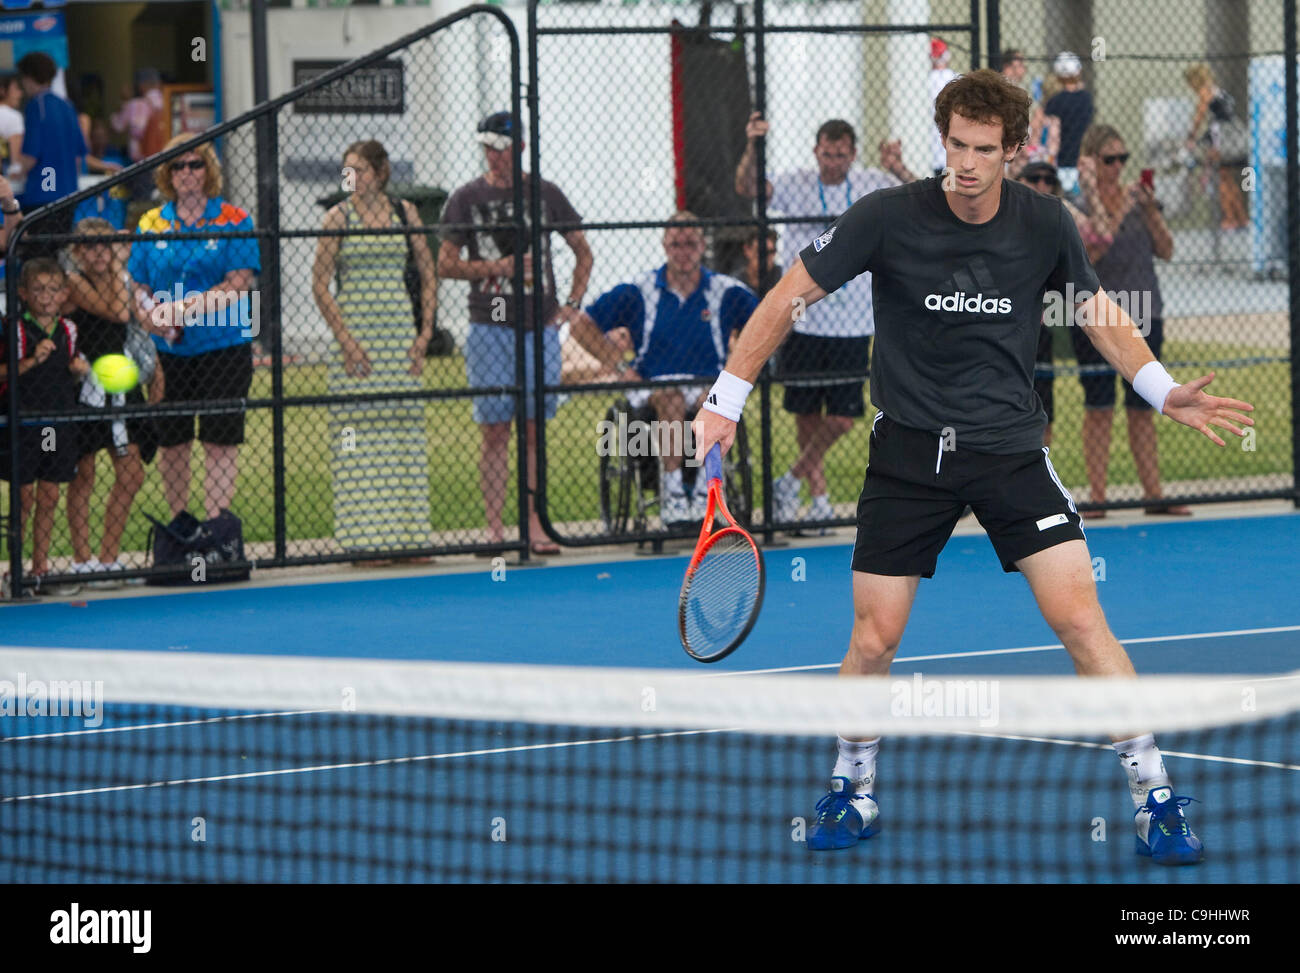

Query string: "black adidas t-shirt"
[[800, 176, 1101, 454]]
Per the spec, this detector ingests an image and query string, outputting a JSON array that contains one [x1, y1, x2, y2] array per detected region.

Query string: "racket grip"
[[705, 442, 723, 482]]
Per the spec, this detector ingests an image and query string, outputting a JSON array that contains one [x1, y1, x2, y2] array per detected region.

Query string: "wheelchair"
[[599, 396, 753, 537]]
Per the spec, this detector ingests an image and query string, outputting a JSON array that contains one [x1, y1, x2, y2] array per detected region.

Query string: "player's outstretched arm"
[[1079, 291, 1254, 446], [692, 259, 827, 460]]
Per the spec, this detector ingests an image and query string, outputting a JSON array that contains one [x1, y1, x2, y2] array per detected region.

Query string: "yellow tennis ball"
[[92, 354, 139, 394]]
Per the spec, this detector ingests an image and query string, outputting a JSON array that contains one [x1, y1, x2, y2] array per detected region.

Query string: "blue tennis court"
[[3, 510, 1298, 882]]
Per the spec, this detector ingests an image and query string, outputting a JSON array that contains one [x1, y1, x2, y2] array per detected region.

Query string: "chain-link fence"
[[993, 0, 1296, 514], [530, 0, 982, 546], [3, 5, 531, 597], [3, 0, 1297, 597], [532, 0, 1297, 549]]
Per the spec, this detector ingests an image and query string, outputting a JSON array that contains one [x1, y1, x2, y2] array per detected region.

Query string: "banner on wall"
[[0, 10, 69, 97]]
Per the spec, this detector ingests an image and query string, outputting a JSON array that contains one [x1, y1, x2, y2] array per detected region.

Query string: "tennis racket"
[[678, 443, 765, 663]]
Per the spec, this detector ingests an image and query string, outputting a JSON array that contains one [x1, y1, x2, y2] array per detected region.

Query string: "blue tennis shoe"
[[808, 776, 881, 850], [1134, 786, 1204, 866]]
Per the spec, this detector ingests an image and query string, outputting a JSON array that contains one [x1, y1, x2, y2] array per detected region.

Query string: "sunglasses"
[[1025, 174, 1059, 187], [171, 160, 206, 172], [1101, 153, 1130, 166]]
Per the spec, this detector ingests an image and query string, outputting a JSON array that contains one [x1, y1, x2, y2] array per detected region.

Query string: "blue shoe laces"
[[814, 788, 858, 825]]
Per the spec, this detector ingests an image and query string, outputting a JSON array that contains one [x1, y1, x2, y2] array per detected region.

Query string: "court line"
[[8, 719, 1294, 804], [712, 624, 1300, 676], [2, 727, 736, 803], [3, 709, 337, 743]]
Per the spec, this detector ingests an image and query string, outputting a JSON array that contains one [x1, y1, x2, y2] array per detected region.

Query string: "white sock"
[[1114, 733, 1171, 809], [832, 737, 879, 794], [663, 467, 684, 497], [812, 493, 829, 504]]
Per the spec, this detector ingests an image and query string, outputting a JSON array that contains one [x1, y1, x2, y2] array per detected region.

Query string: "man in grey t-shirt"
[[438, 112, 593, 556]]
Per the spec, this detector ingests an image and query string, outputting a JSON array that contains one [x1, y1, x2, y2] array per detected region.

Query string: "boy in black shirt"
[[693, 70, 1254, 866], [1, 258, 90, 592]]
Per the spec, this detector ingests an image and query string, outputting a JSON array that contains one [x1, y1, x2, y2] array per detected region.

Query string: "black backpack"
[[146, 510, 250, 586], [388, 195, 455, 357]]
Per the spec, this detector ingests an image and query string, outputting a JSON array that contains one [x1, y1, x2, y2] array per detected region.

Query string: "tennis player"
[[693, 70, 1254, 865]]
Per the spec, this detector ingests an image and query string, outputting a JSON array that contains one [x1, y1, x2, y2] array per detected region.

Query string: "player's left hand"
[[1162, 372, 1254, 447]]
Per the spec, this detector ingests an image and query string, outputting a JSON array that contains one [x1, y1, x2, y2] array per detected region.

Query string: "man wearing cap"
[[1043, 52, 1094, 195], [438, 111, 593, 556]]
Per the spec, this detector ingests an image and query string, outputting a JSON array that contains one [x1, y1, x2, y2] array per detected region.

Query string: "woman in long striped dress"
[[312, 140, 438, 562]]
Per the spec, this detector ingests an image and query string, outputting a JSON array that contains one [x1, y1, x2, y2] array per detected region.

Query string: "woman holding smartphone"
[[1071, 123, 1185, 517]]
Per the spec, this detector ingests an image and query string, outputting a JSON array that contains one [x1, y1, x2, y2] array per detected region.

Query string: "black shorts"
[[779, 332, 871, 418], [0, 424, 80, 484], [154, 344, 254, 447], [79, 387, 159, 463], [852, 414, 1085, 577], [1071, 317, 1164, 411]]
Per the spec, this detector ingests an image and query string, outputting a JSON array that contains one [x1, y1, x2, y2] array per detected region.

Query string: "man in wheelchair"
[[570, 212, 758, 525]]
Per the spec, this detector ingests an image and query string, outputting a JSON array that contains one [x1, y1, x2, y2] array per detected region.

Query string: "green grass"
[[2, 336, 1291, 562]]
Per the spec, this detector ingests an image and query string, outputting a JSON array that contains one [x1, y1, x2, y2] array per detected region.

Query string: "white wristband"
[[701, 369, 753, 422], [1132, 361, 1178, 414]]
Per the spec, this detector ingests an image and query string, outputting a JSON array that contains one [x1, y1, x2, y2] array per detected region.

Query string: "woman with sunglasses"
[[129, 135, 261, 525], [1071, 124, 1187, 517]]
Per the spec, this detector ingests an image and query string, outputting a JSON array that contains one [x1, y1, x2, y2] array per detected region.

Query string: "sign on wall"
[[291, 59, 404, 115]]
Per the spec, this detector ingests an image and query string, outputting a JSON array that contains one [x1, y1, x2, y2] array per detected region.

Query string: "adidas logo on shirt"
[[924, 291, 1012, 314]]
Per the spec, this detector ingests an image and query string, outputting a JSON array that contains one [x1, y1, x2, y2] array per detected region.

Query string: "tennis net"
[[2, 648, 1297, 883]]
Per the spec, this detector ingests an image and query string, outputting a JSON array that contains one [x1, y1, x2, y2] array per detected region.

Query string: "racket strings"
[[682, 533, 762, 658]]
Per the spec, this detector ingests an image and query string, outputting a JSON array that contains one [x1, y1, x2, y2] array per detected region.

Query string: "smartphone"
[[1140, 168, 1155, 190]]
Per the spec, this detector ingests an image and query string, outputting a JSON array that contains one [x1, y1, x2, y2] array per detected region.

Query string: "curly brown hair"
[[154, 135, 224, 201], [933, 68, 1031, 150]]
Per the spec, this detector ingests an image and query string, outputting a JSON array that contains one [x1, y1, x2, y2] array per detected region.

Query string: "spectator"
[[735, 114, 914, 530], [73, 119, 130, 230], [1002, 48, 1059, 167], [1043, 51, 1093, 195], [0, 74, 24, 178], [0, 258, 91, 594], [128, 135, 260, 522], [64, 217, 160, 585], [1016, 160, 1108, 447], [930, 38, 958, 175], [1184, 63, 1249, 232], [1072, 124, 1185, 517], [736, 226, 781, 296], [438, 111, 593, 557], [111, 68, 164, 165], [312, 139, 437, 565], [0, 175, 21, 257], [1000, 49, 1027, 85], [569, 213, 757, 525], [13, 51, 87, 258]]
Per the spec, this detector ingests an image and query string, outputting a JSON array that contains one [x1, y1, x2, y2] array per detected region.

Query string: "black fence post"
[[251, 0, 286, 561], [4, 227, 20, 596], [969, 0, 981, 70], [1287, 0, 1300, 507], [986, 0, 1000, 70], [754, 0, 777, 545], [522, 0, 538, 560]]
